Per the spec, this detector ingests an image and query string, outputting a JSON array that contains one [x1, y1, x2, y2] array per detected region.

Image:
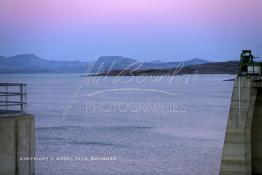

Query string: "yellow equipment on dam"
[[220, 51, 262, 175]]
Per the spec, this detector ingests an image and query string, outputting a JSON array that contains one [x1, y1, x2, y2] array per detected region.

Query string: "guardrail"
[[0, 83, 27, 112]]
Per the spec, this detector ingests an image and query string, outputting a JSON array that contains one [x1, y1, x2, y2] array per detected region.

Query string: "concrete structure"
[[248, 65, 261, 76], [220, 77, 262, 175], [0, 83, 35, 175], [0, 113, 35, 175]]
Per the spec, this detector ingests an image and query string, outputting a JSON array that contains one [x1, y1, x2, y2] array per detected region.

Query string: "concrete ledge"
[[0, 114, 35, 175]]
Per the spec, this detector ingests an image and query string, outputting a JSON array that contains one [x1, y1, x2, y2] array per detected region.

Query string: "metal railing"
[[0, 83, 27, 112]]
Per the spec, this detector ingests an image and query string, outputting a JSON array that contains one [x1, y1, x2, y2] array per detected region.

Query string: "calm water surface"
[[0, 74, 235, 175]]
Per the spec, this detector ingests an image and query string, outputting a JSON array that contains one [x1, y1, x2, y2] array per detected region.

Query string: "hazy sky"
[[0, 0, 262, 61]]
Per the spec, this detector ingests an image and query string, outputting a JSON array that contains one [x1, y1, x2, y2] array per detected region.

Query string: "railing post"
[[20, 84, 24, 112], [24, 84, 27, 111], [5, 85, 8, 111]]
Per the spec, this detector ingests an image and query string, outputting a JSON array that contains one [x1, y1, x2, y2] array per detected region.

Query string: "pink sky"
[[0, 0, 261, 60], [1, 0, 261, 28]]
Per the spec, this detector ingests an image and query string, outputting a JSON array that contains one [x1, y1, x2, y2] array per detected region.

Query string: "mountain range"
[[0, 54, 211, 73], [0, 54, 90, 73], [90, 56, 211, 73], [0, 54, 215, 74], [96, 61, 239, 76]]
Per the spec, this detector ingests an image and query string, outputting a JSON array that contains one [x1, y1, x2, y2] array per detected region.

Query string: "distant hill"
[[148, 60, 164, 64], [90, 56, 139, 73], [89, 56, 211, 73], [95, 61, 239, 76], [142, 58, 211, 70], [0, 54, 90, 73]]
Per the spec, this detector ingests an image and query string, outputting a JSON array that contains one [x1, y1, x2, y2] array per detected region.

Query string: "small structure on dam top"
[[220, 50, 262, 175], [239, 50, 262, 77], [0, 83, 35, 175]]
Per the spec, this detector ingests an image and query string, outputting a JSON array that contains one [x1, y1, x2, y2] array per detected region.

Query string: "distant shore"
[[84, 61, 239, 76]]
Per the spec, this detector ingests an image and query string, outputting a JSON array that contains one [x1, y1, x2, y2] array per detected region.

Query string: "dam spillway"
[[220, 77, 262, 175]]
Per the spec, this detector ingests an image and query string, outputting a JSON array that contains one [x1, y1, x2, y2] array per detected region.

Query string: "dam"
[[220, 50, 262, 175]]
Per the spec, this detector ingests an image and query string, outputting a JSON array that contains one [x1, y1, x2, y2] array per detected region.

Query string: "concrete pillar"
[[0, 114, 35, 175], [220, 77, 262, 175], [252, 89, 262, 174]]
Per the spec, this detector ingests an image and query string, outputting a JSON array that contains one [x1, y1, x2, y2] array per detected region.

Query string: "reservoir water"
[[0, 74, 235, 175]]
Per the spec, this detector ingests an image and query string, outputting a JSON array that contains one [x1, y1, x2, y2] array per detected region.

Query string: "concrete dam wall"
[[220, 77, 262, 175], [0, 114, 35, 175], [252, 88, 262, 174]]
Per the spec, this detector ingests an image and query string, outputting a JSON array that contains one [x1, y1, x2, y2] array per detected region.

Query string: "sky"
[[0, 0, 262, 61]]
